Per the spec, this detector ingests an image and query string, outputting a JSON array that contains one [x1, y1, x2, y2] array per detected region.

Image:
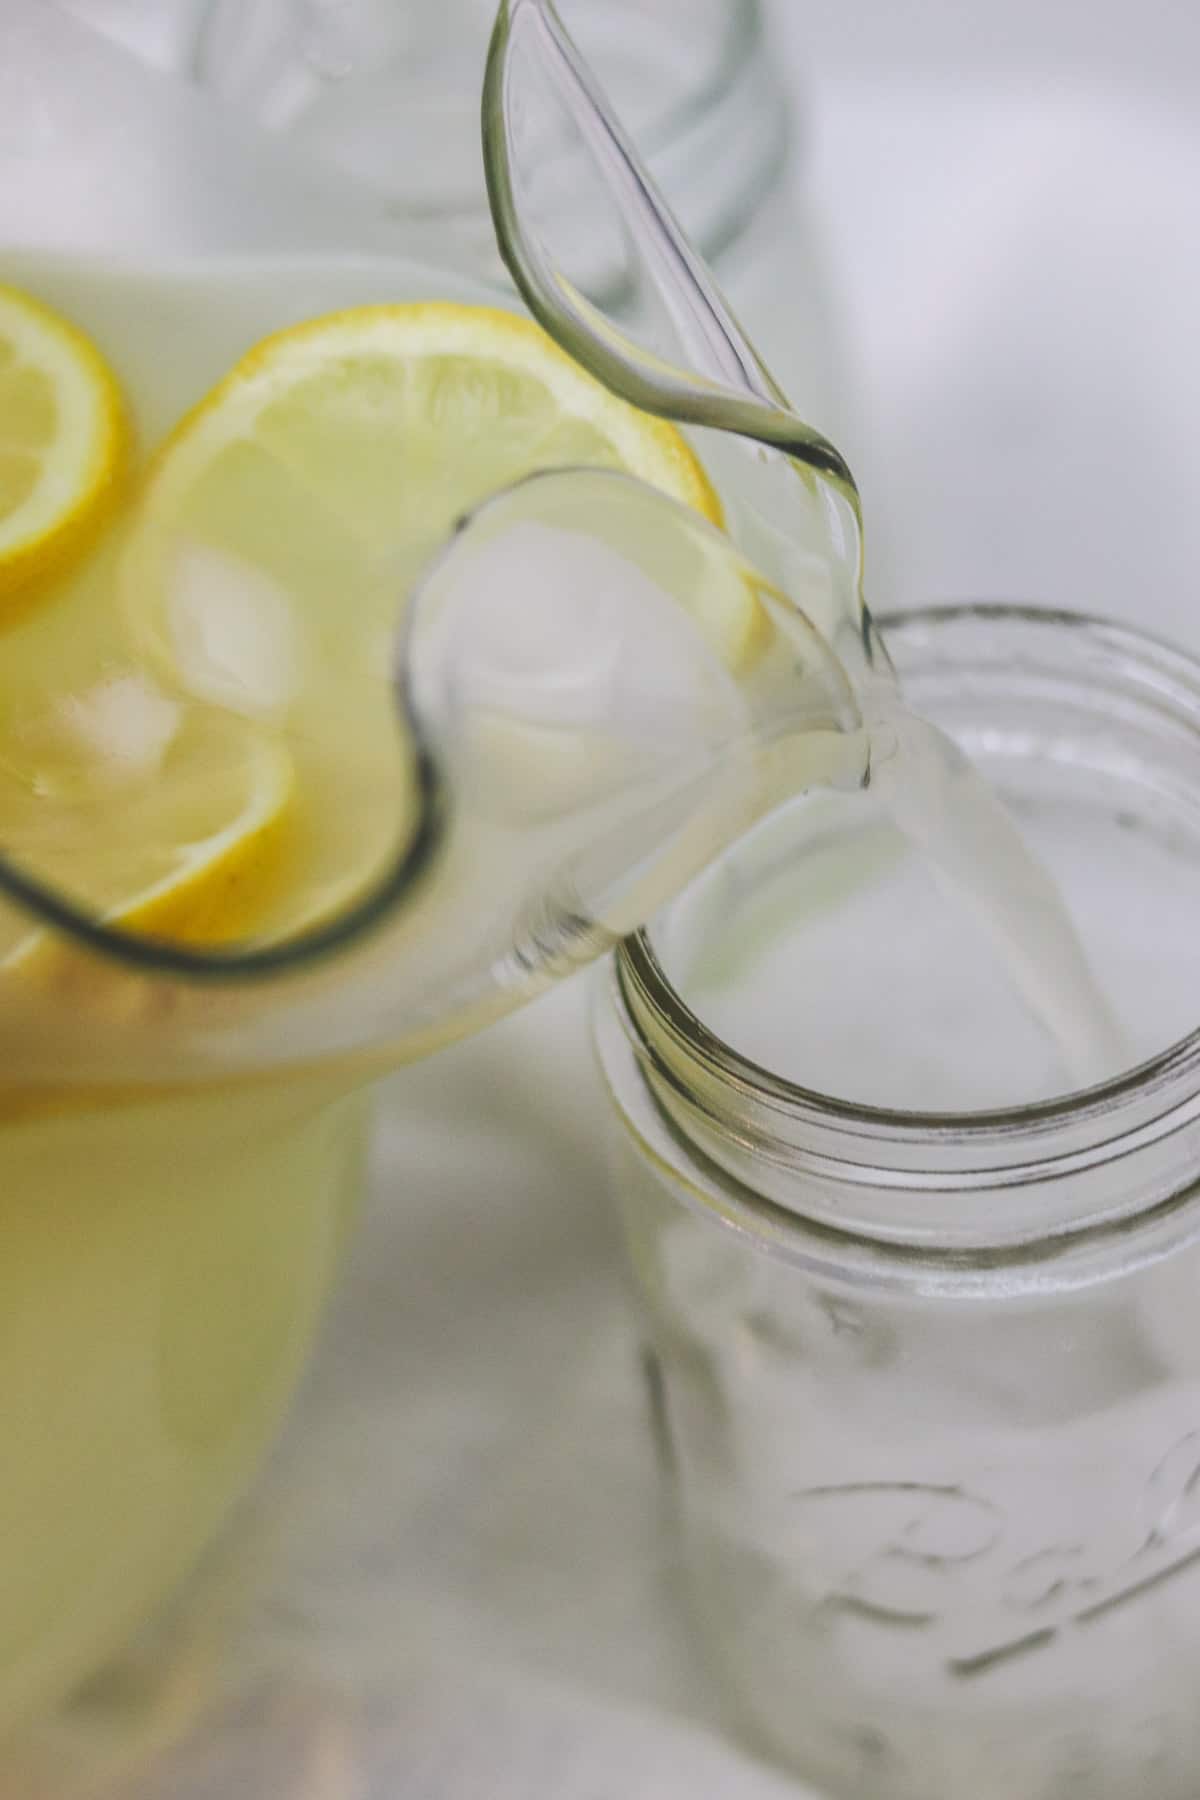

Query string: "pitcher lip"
[[617, 602, 1200, 1150]]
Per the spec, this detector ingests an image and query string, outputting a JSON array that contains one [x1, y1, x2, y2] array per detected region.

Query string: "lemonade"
[[0, 1078, 368, 1733], [0, 251, 747, 1732]]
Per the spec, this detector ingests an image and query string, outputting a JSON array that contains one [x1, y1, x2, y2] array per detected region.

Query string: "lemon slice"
[[0, 680, 294, 967], [0, 286, 129, 615], [121, 302, 730, 942], [125, 302, 723, 677]]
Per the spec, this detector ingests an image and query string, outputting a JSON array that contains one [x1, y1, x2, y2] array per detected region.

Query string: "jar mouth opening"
[[617, 603, 1200, 1154], [619, 928, 1200, 1146]]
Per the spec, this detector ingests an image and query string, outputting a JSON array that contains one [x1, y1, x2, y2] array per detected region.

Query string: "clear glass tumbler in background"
[[191, 0, 842, 430], [596, 606, 1200, 1800]]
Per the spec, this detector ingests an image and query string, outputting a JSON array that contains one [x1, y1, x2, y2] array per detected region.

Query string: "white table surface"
[[6, 3, 1200, 1793]]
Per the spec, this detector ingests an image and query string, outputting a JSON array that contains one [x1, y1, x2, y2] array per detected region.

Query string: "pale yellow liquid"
[[0, 255, 461, 1737], [0, 1078, 368, 1734]]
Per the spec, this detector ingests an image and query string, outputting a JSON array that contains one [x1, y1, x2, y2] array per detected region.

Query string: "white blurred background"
[[766, 0, 1200, 648], [7, 5, 1200, 1789]]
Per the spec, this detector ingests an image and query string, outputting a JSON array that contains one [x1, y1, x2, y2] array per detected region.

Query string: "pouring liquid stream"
[[713, 472, 1124, 1095], [841, 516, 1125, 1093]]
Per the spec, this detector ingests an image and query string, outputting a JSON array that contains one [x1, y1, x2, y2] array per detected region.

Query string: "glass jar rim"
[[615, 603, 1200, 1157]]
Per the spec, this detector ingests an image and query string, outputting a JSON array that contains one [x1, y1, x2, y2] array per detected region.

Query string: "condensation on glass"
[[596, 607, 1200, 1800]]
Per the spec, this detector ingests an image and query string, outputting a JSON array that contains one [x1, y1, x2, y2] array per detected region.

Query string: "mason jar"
[[191, 0, 840, 428], [595, 605, 1200, 1800]]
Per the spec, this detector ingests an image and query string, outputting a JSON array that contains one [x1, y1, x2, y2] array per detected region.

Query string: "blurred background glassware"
[[188, 0, 843, 433], [50, 0, 204, 70]]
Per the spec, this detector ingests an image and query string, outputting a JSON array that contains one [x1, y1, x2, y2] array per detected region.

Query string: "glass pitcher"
[[0, 0, 875, 1741], [0, 233, 868, 1734]]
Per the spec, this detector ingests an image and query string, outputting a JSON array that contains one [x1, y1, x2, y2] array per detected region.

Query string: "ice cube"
[[167, 537, 303, 720]]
